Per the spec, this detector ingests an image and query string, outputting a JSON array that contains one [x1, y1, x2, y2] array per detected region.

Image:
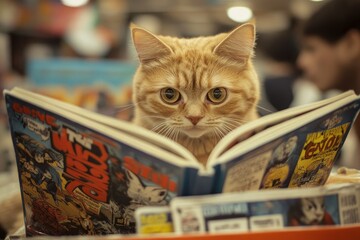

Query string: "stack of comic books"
[[3, 87, 360, 236], [136, 183, 360, 234]]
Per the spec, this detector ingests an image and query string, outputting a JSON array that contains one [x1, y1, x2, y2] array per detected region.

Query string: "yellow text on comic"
[[289, 123, 349, 187]]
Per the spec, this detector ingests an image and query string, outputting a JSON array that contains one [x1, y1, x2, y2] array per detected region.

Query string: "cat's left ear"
[[213, 23, 256, 65]]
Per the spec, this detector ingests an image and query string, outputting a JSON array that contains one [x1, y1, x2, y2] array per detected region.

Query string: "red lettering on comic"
[[123, 156, 177, 192], [304, 135, 341, 159], [12, 102, 59, 129], [52, 128, 110, 202]]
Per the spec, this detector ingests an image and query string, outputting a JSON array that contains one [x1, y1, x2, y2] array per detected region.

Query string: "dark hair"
[[304, 0, 360, 43]]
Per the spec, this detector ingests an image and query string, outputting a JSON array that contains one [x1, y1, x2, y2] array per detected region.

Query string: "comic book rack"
[[116, 225, 360, 240], [11, 224, 360, 240]]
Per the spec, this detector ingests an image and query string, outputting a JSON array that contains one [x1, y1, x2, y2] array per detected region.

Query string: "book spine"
[[187, 172, 215, 196]]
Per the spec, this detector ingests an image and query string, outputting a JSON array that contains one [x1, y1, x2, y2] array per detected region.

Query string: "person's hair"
[[304, 0, 360, 43]]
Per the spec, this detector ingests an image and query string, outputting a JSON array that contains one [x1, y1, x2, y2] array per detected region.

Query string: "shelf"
[[117, 225, 360, 240]]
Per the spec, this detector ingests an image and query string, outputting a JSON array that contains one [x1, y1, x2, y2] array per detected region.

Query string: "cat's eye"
[[207, 87, 227, 104], [160, 88, 181, 104]]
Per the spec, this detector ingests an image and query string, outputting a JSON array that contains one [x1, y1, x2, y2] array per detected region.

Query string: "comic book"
[[135, 207, 173, 234], [3, 87, 360, 236], [170, 183, 360, 234]]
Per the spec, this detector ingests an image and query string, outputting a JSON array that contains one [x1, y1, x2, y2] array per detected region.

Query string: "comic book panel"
[[6, 95, 185, 236], [135, 207, 174, 234], [220, 101, 360, 193]]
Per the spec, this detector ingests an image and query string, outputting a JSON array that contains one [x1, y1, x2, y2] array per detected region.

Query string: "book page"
[[5, 90, 200, 235], [207, 90, 356, 168], [215, 95, 360, 193]]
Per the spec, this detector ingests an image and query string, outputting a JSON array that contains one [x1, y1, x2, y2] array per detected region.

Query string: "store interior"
[[0, 0, 359, 239]]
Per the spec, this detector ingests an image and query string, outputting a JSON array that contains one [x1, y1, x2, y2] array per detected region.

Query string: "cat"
[[288, 197, 335, 226], [130, 23, 260, 165]]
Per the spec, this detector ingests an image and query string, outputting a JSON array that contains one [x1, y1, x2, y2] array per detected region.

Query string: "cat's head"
[[131, 24, 259, 140], [299, 197, 325, 225]]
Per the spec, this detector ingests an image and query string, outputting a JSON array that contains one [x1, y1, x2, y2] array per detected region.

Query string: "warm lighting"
[[61, 0, 89, 7], [227, 6, 253, 23], [310, 0, 324, 2]]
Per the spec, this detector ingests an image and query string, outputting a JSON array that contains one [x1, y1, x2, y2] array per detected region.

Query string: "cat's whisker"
[[225, 118, 247, 127], [222, 124, 234, 133], [137, 115, 167, 121], [151, 122, 167, 133], [214, 126, 225, 139], [256, 105, 274, 113], [113, 101, 145, 113]]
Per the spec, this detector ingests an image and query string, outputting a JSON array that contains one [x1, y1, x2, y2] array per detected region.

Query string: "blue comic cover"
[[172, 185, 360, 233], [5, 93, 189, 236]]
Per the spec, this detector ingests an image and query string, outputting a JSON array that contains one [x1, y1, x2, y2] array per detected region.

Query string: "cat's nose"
[[186, 116, 203, 125]]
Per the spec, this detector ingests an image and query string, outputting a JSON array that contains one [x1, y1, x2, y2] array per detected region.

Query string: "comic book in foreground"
[[5, 93, 192, 236], [4, 87, 360, 237], [170, 183, 360, 234]]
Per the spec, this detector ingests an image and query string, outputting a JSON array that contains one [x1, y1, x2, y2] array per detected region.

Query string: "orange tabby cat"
[[131, 23, 259, 165]]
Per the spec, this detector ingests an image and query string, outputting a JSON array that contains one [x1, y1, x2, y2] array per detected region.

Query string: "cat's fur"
[[131, 24, 259, 165]]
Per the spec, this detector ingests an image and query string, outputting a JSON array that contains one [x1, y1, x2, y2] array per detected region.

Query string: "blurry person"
[[297, 0, 360, 169], [257, 19, 322, 116]]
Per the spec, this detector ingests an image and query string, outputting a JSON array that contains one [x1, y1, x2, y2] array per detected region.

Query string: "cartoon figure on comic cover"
[[15, 133, 63, 204], [179, 209, 201, 233], [262, 136, 298, 188], [288, 197, 335, 226], [289, 122, 349, 187], [123, 169, 168, 224], [96, 154, 170, 234]]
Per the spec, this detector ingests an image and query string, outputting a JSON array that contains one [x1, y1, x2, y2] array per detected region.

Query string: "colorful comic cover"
[[5, 94, 187, 236], [135, 206, 173, 234], [171, 184, 360, 234], [214, 98, 360, 193]]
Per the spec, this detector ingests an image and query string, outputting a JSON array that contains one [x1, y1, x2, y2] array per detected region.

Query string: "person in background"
[[297, 0, 360, 169]]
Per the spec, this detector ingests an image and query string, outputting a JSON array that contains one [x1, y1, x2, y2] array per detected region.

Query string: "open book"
[[4, 87, 360, 235]]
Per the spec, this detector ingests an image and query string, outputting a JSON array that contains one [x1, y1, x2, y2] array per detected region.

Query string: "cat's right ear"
[[130, 24, 173, 64]]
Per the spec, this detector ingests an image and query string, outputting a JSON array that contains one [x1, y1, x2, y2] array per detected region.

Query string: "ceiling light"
[[61, 0, 89, 7], [227, 6, 253, 23]]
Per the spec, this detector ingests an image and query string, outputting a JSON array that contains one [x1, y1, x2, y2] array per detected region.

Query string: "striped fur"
[[131, 24, 259, 165]]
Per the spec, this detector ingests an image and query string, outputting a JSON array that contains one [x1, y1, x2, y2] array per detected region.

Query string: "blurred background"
[[0, 0, 331, 175]]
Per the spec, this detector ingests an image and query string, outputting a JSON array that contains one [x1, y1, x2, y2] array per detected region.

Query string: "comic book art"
[[135, 207, 174, 234], [172, 193, 343, 234], [7, 96, 178, 236]]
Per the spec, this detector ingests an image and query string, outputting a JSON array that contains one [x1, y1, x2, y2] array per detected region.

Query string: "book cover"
[[171, 184, 360, 234], [5, 94, 189, 235], [211, 99, 360, 193]]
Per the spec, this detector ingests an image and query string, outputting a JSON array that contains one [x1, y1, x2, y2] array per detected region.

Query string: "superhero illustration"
[[15, 133, 63, 204]]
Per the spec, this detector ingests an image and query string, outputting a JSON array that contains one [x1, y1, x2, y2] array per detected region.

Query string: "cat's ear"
[[130, 24, 173, 64], [213, 23, 256, 64]]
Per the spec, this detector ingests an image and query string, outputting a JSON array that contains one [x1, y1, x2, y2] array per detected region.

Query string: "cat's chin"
[[181, 127, 208, 138]]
